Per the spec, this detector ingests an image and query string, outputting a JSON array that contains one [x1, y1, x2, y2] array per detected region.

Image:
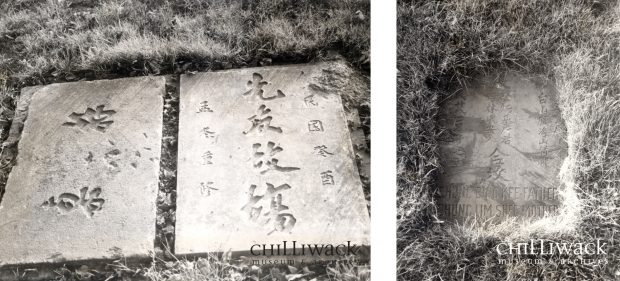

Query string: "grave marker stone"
[[0, 77, 164, 266], [175, 62, 370, 254], [437, 73, 567, 222]]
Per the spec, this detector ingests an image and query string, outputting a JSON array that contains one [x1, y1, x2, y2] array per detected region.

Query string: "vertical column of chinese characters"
[[46, 105, 115, 218], [240, 73, 300, 235], [305, 97, 335, 186], [536, 91, 550, 167], [197, 100, 219, 197]]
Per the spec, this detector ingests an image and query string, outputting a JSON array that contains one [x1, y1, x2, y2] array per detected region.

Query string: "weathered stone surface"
[[346, 108, 370, 194], [0, 77, 164, 265], [437, 73, 567, 222], [176, 62, 369, 254]]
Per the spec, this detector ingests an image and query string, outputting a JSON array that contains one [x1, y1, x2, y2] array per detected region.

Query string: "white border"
[[371, 0, 396, 279]]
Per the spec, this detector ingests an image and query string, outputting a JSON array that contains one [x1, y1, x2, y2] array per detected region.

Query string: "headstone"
[[0, 77, 164, 266], [437, 73, 567, 222], [175, 62, 370, 255]]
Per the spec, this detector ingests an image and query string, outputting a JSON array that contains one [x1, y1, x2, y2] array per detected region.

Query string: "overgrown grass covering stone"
[[397, 0, 619, 280]]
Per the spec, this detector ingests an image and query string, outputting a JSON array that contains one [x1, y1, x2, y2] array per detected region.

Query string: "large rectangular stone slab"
[[0, 77, 164, 266], [176, 62, 370, 254], [437, 73, 567, 222]]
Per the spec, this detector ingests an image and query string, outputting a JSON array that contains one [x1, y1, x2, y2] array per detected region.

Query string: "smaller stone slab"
[[0, 77, 164, 266], [176, 62, 370, 254], [437, 73, 567, 222]]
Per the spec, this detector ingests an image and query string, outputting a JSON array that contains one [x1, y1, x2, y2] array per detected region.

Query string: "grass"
[[0, 0, 370, 280], [142, 254, 370, 281], [397, 0, 619, 280], [0, 0, 369, 79], [7, 253, 370, 281]]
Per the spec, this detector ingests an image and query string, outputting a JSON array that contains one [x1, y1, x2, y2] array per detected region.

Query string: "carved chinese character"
[[320, 170, 335, 185], [202, 151, 213, 165], [240, 183, 297, 234], [62, 105, 117, 132], [308, 120, 324, 132], [314, 145, 334, 157], [241, 183, 290, 219], [42, 187, 105, 217], [304, 95, 318, 107], [201, 127, 216, 140], [241, 184, 265, 221], [199, 182, 218, 196], [243, 73, 285, 100], [252, 142, 300, 174], [243, 105, 283, 135], [266, 195, 297, 235], [268, 213, 297, 235], [197, 101, 213, 113], [488, 148, 507, 181]]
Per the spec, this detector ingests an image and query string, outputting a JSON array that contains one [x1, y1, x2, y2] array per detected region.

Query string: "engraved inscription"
[[314, 145, 334, 157], [488, 147, 508, 181], [243, 105, 283, 135], [197, 101, 213, 113], [320, 170, 335, 185], [241, 183, 297, 234], [202, 151, 213, 165], [267, 197, 297, 235], [62, 105, 117, 132], [237, 72, 301, 235], [308, 120, 324, 132], [438, 75, 567, 221], [243, 73, 286, 100], [41, 187, 105, 218], [252, 142, 300, 174], [201, 127, 216, 140], [199, 182, 218, 196], [304, 95, 318, 107]]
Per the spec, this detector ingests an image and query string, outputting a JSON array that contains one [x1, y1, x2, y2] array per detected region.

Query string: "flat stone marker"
[[0, 77, 164, 266], [176, 62, 370, 254], [437, 73, 567, 222]]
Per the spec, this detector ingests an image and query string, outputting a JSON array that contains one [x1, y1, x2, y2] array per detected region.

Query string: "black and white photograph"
[[2, 0, 619, 280], [397, 1, 619, 280], [0, 1, 370, 280]]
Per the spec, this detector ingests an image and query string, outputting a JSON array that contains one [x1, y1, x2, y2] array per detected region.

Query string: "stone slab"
[[437, 73, 567, 222], [0, 77, 164, 266], [176, 62, 370, 254]]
